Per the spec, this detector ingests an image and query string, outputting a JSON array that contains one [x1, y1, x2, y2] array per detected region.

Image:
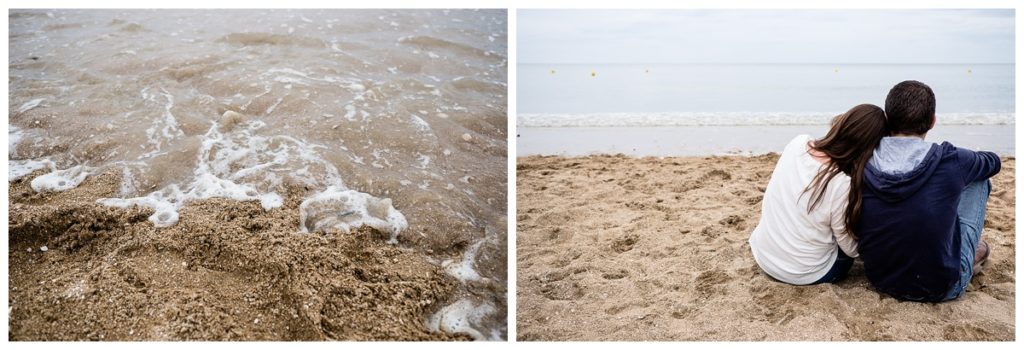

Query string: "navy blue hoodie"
[[858, 139, 1000, 302]]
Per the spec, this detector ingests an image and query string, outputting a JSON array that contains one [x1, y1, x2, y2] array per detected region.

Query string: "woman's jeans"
[[811, 248, 854, 284]]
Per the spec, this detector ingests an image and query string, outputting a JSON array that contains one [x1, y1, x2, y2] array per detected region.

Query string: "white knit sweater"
[[749, 134, 860, 285]]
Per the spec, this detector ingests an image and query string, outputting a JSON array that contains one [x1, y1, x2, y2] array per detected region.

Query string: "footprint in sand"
[[991, 189, 1011, 201], [611, 234, 639, 253], [744, 194, 764, 205], [983, 217, 1012, 232], [669, 304, 696, 319], [671, 182, 701, 193], [604, 302, 639, 315], [719, 215, 745, 229], [694, 268, 731, 298], [547, 227, 573, 242], [624, 201, 648, 210], [601, 269, 629, 280], [535, 269, 571, 283], [748, 282, 822, 325], [540, 281, 584, 300], [604, 305, 625, 315], [701, 169, 732, 182], [550, 250, 583, 268], [942, 322, 1005, 341], [699, 226, 721, 239]]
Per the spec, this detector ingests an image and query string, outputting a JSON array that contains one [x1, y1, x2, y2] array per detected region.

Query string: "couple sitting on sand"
[[749, 80, 1001, 302]]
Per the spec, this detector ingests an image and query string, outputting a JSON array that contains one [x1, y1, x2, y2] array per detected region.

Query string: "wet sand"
[[516, 154, 1015, 341], [8, 168, 487, 340]]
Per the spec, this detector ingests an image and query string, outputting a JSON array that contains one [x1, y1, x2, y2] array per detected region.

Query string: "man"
[[857, 80, 1001, 302]]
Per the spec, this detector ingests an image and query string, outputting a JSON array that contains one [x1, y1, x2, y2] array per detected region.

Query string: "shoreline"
[[516, 154, 1015, 340], [517, 125, 1015, 157]]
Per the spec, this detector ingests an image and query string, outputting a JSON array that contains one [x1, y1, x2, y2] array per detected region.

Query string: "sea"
[[517, 63, 1014, 156]]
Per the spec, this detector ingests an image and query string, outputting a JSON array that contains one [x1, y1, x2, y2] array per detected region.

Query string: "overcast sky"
[[518, 9, 1015, 64]]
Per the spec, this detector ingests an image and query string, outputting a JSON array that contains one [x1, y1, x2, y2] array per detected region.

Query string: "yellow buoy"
[[591, 71, 596, 77]]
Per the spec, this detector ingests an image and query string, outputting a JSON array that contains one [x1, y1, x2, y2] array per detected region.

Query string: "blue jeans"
[[942, 179, 991, 301], [811, 249, 854, 284]]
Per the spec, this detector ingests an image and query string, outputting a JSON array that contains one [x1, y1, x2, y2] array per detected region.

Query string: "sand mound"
[[9, 169, 471, 341], [516, 155, 1015, 341]]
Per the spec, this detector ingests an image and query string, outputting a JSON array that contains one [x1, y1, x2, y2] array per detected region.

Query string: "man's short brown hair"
[[884, 80, 936, 136]]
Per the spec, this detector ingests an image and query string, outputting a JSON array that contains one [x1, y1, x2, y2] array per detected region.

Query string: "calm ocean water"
[[517, 63, 1014, 156], [518, 63, 1014, 126]]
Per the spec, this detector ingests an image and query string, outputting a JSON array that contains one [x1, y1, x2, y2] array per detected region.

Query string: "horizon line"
[[519, 62, 1016, 66]]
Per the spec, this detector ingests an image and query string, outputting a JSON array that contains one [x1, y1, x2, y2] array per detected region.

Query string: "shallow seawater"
[[9, 9, 507, 340]]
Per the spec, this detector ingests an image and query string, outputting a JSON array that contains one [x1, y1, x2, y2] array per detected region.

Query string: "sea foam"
[[10, 159, 56, 180], [17, 98, 45, 114], [98, 118, 406, 236], [426, 298, 499, 341], [30, 165, 90, 193], [9, 126, 58, 180], [298, 187, 409, 241], [442, 240, 484, 282], [518, 112, 1016, 128]]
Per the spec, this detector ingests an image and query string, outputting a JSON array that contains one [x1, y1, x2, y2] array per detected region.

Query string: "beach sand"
[[516, 154, 1015, 341], [8, 169, 484, 341]]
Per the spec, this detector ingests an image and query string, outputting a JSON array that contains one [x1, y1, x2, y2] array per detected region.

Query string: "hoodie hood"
[[864, 137, 942, 203]]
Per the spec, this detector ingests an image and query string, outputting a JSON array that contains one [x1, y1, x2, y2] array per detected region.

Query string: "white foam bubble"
[[8, 124, 41, 160], [369, 149, 392, 169], [99, 187, 182, 227], [442, 240, 483, 282], [416, 153, 431, 169], [426, 298, 498, 341], [265, 68, 366, 97], [265, 97, 284, 115], [9, 126, 25, 156], [518, 112, 1017, 128], [343, 104, 357, 121], [410, 114, 431, 132], [10, 159, 56, 180], [260, 192, 283, 210], [101, 171, 276, 227], [31, 165, 90, 193], [17, 98, 45, 114], [140, 88, 184, 158], [298, 186, 408, 242], [9, 125, 61, 181]]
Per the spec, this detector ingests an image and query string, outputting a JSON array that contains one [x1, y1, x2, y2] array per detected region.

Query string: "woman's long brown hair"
[[804, 104, 888, 238]]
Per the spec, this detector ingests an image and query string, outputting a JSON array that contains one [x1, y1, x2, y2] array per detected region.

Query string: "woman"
[[749, 104, 888, 285]]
